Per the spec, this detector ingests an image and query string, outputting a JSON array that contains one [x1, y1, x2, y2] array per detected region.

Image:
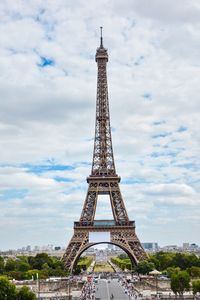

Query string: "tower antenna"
[[100, 26, 103, 48]]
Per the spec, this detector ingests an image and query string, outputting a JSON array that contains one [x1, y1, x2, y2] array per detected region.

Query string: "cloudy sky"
[[0, 0, 200, 250]]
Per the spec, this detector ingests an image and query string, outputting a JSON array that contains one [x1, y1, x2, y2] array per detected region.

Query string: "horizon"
[[1, 240, 199, 252]]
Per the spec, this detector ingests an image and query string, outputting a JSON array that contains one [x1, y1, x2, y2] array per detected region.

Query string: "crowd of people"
[[79, 281, 96, 300], [119, 276, 143, 300], [78, 273, 143, 300]]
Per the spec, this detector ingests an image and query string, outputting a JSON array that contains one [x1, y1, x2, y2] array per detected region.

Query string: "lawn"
[[93, 262, 115, 273]]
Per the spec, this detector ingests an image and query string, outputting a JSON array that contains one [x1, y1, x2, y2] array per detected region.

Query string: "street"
[[95, 279, 130, 300]]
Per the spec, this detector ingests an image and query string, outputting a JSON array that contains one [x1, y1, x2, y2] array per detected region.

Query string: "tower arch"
[[72, 241, 137, 273]]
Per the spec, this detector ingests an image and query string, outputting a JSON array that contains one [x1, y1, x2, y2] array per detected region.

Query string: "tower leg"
[[63, 231, 89, 272]]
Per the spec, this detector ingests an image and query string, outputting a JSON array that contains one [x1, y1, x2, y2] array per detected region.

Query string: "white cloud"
[[144, 183, 196, 197]]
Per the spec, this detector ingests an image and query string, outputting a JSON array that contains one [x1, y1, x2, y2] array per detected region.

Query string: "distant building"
[[85, 247, 95, 255], [190, 243, 198, 250], [54, 246, 61, 251], [142, 243, 158, 251], [107, 244, 114, 250], [96, 250, 107, 262], [163, 245, 178, 251], [183, 243, 190, 250], [114, 247, 124, 254], [34, 246, 39, 251], [26, 245, 31, 252]]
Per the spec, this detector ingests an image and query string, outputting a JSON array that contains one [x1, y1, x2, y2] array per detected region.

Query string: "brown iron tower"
[[63, 28, 146, 272]]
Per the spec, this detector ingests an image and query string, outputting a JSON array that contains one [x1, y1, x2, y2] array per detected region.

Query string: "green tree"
[[149, 254, 160, 270], [0, 257, 4, 274], [16, 261, 30, 272], [154, 252, 174, 270], [50, 267, 68, 277], [5, 258, 16, 272], [119, 254, 129, 260], [24, 269, 40, 280], [17, 256, 29, 263], [74, 265, 81, 275], [170, 271, 190, 296], [135, 260, 155, 275], [39, 269, 49, 279], [192, 279, 200, 295], [28, 253, 53, 270], [6, 271, 23, 280], [42, 262, 50, 270], [166, 267, 181, 278], [188, 266, 200, 278], [51, 257, 63, 269], [0, 277, 17, 300], [17, 286, 36, 300], [172, 253, 189, 270], [171, 253, 200, 270]]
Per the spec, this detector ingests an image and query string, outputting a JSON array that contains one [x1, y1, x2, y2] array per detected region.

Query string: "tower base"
[[63, 220, 147, 273]]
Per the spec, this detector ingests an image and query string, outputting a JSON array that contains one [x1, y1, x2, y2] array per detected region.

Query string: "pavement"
[[95, 279, 130, 300]]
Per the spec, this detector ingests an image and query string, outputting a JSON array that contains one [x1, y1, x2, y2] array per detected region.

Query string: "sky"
[[0, 0, 200, 250]]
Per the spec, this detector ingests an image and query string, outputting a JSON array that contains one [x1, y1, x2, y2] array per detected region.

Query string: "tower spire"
[[100, 26, 103, 48], [93, 27, 115, 176]]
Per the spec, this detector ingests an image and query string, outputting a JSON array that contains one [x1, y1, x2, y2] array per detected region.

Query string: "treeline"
[[0, 253, 69, 280], [111, 254, 132, 271], [75, 257, 93, 274], [150, 252, 200, 273], [140, 252, 200, 277], [112, 252, 200, 277]]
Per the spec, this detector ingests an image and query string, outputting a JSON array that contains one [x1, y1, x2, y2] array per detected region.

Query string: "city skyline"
[[0, 0, 200, 250], [1, 241, 199, 253]]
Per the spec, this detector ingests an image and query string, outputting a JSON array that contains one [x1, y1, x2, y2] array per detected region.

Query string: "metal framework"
[[63, 28, 146, 272]]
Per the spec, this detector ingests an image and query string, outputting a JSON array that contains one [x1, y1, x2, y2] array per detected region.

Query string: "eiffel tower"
[[63, 28, 146, 272]]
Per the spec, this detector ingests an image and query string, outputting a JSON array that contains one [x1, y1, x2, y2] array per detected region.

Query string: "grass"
[[93, 262, 115, 273]]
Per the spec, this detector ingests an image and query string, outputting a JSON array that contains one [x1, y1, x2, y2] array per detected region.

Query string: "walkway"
[[95, 279, 129, 300]]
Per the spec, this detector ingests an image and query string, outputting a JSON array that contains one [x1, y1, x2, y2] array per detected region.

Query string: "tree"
[[119, 253, 129, 260], [51, 257, 64, 269], [166, 267, 181, 278], [74, 265, 81, 275], [149, 254, 160, 270], [192, 279, 200, 295], [24, 269, 40, 280], [135, 260, 155, 275], [171, 253, 200, 270], [50, 267, 68, 277], [0, 257, 4, 274], [17, 286, 36, 300], [188, 266, 200, 278], [154, 252, 174, 270], [6, 271, 23, 280], [42, 262, 50, 270], [16, 261, 30, 272], [28, 253, 53, 270], [39, 269, 49, 279], [170, 271, 190, 296], [5, 258, 16, 272], [0, 277, 17, 300]]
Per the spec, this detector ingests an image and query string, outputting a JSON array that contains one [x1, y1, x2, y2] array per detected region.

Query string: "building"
[[142, 243, 158, 251]]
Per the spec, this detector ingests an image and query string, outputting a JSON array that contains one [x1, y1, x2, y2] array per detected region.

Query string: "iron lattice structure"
[[63, 29, 146, 272]]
